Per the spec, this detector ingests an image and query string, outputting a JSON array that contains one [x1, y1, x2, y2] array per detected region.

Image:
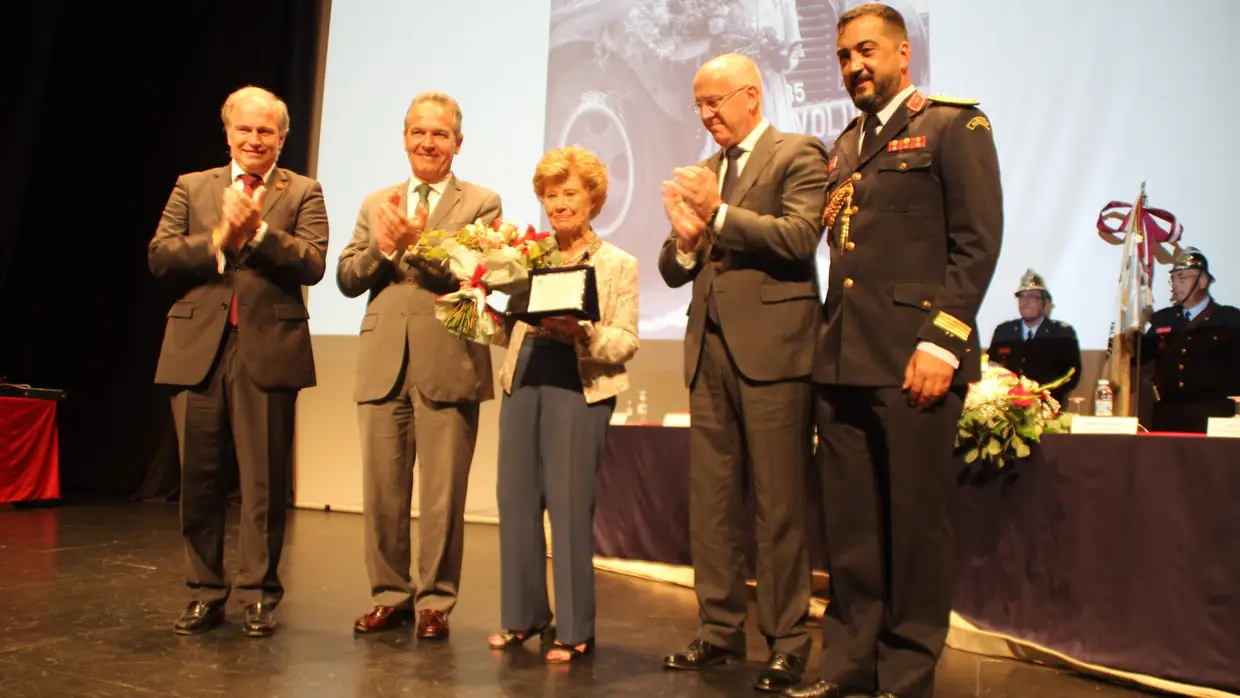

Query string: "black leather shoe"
[[783, 680, 868, 698], [754, 652, 804, 692], [663, 639, 741, 670], [173, 599, 225, 635], [241, 603, 276, 638]]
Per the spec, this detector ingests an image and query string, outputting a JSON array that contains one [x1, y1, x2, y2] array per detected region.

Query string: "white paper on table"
[[527, 269, 587, 313], [1206, 418, 1240, 438], [662, 412, 691, 428], [1069, 416, 1139, 435]]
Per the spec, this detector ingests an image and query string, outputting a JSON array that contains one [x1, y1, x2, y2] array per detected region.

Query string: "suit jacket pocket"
[[877, 150, 933, 173], [360, 313, 378, 332], [168, 301, 194, 318], [891, 281, 940, 311], [275, 304, 309, 321], [760, 281, 817, 303]]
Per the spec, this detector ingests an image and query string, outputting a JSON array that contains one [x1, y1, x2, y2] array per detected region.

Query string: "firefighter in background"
[[1141, 247, 1240, 432], [987, 269, 1082, 405]]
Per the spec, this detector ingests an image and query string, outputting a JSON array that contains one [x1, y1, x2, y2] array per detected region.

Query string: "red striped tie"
[[228, 174, 263, 326]]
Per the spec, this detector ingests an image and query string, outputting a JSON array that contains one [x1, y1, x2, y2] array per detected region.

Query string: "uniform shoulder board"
[[926, 94, 980, 106]]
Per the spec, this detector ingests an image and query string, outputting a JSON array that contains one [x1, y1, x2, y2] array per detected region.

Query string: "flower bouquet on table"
[[956, 355, 1076, 469], [397, 196, 562, 344]]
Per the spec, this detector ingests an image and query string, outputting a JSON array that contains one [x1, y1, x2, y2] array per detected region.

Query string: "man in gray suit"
[[148, 86, 329, 638], [658, 54, 829, 692], [338, 92, 500, 640]]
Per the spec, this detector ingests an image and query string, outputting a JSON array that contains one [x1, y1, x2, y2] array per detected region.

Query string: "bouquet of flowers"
[[398, 195, 562, 344], [956, 355, 1075, 469]]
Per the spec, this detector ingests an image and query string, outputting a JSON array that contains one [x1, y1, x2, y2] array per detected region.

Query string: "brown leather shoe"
[[416, 609, 449, 639], [353, 605, 414, 634]]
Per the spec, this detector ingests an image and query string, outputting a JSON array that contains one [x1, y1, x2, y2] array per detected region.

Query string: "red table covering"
[[0, 397, 60, 503]]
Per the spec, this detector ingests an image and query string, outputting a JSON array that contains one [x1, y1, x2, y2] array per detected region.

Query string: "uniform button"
[[845, 241, 855, 251], [851, 172, 862, 181], [1178, 364, 1184, 370], [922, 300, 931, 308], [849, 206, 860, 215], [220, 302, 228, 309], [899, 162, 908, 170], [843, 278, 854, 288], [1181, 348, 1187, 354], [1178, 381, 1185, 388]]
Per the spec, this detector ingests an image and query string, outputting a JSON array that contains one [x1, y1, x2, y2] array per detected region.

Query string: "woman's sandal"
[[544, 638, 594, 663], [487, 619, 554, 649]]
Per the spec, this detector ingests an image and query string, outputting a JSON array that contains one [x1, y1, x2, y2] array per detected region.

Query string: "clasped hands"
[[376, 198, 428, 255], [214, 186, 265, 252], [661, 166, 722, 253]]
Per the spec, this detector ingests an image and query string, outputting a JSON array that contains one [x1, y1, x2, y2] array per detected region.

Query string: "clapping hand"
[[670, 166, 721, 221], [662, 182, 706, 253], [216, 187, 265, 252], [376, 194, 428, 255]]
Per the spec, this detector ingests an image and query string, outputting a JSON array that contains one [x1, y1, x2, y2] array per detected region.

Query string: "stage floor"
[[0, 502, 1153, 698]]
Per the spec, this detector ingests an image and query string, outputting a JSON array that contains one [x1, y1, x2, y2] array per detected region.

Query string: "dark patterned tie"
[[228, 174, 263, 326], [707, 147, 744, 325]]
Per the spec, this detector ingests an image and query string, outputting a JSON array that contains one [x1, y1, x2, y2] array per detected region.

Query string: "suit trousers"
[[172, 326, 296, 607], [496, 338, 614, 645], [358, 341, 479, 612], [812, 385, 964, 698], [688, 323, 813, 659]]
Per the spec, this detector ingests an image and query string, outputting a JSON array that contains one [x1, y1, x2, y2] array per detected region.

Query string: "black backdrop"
[[0, 1, 324, 495]]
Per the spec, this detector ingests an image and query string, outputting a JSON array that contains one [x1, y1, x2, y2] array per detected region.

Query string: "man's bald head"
[[695, 53, 764, 99], [692, 53, 764, 148]]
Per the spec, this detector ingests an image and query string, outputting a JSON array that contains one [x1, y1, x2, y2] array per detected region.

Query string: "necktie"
[[707, 147, 744, 325], [413, 182, 431, 216], [1183, 308, 1191, 322], [228, 174, 263, 326], [861, 113, 881, 154], [1026, 328, 1033, 341]]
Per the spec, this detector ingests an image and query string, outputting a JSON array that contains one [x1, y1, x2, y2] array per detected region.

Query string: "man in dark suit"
[[148, 86, 329, 638], [787, 5, 1002, 698], [657, 53, 829, 693], [337, 92, 500, 640], [987, 270, 1082, 405], [1140, 247, 1240, 433]]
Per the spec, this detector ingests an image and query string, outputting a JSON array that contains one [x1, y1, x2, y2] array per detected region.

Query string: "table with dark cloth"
[[596, 426, 1240, 694], [0, 396, 61, 503]]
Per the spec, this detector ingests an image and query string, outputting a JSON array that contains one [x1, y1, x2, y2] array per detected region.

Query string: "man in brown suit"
[[148, 86, 329, 638], [658, 54, 829, 693], [337, 92, 500, 640]]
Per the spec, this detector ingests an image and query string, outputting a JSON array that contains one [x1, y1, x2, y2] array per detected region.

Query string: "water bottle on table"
[[1093, 379, 1113, 417], [635, 390, 649, 424]]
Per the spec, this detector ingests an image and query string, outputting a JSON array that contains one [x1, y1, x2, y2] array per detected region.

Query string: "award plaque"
[[513, 265, 600, 322]]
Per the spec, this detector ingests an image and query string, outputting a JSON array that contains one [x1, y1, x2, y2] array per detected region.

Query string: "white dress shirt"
[[216, 160, 276, 273], [1022, 316, 1045, 340], [1183, 296, 1209, 322], [675, 119, 772, 268]]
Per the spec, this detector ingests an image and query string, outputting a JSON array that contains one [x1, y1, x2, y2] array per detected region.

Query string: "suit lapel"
[[729, 127, 777, 206], [261, 168, 288, 217], [428, 176, 461, 230], [837, 120, 862, 175], [858, 95, 914, 170], [209, 166, 230, 225]]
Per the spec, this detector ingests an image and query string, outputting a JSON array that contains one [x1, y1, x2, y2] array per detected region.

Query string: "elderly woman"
[[487, 146, 639, 663]]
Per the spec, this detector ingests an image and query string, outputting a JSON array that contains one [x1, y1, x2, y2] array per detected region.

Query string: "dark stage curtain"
[[0, 1, 324, 497]]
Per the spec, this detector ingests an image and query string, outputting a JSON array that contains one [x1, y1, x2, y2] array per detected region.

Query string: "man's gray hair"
[[405, 91, 463, 139], [221, 86, 290, 135]]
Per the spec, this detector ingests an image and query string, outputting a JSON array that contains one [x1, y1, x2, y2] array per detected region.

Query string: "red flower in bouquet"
[[1007, 385, 1035, 408]]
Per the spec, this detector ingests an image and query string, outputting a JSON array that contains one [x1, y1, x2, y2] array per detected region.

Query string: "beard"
[[847, 68, 902, 113]]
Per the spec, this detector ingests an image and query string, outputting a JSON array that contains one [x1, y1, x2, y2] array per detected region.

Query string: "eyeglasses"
[[691, 86, 748, 114]]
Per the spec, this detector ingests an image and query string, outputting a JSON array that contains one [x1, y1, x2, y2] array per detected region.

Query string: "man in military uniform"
[[1140, 247, 1240, 433], [987, 269, 1081, 405], [787, 4, 1003, 698]]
